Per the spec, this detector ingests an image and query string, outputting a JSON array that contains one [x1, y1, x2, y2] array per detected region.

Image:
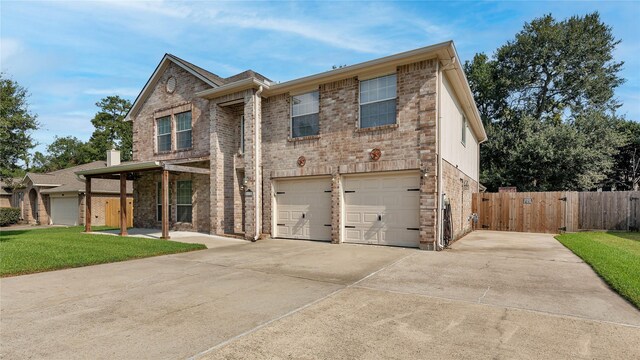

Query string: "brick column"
[[416, 60, 438, 250], [243, 90, 261, 240], [209, 102, 224, 235], [330, 172, 342, 244]]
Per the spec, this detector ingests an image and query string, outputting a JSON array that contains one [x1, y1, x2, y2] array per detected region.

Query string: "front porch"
[[76, 158, 210, 240]]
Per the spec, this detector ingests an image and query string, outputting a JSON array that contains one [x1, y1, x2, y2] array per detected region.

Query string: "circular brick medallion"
[[370, 148, 382, 161], [166, 76, 177, 94], [297, 156, 306, 167]]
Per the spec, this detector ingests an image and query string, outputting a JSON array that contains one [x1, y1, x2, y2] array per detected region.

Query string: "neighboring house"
[[0, 179, 21, 208], [78, 41, 487, 250], [15, 158, 133, 226]]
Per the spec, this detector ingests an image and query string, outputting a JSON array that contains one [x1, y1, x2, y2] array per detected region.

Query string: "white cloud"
[[0, 38, 24, 64]]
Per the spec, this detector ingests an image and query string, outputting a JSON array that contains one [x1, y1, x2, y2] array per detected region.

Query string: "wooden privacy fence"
[[472, 191, 639, 233], [105, 199, 133, 228]]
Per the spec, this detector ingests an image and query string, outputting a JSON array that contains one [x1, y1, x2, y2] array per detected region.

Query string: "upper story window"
[[176, 111, 192, 150], [155, 109, 192, 153], [291, 91, 320, 138], [359, 74, 397, 128], [461, 115, 467, 146], [156, 116, 172, 152]]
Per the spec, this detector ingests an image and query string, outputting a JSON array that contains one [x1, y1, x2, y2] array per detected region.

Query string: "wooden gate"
[[472, 192, 578, 233], [105, 198, 133, 228]]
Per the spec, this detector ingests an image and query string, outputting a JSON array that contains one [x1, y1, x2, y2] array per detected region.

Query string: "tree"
[[37, 136, 94, 172], [465, 13, 627, 191], [604, 120, 640, 190], [87, 96, 133, 161], [0, 74, 38, 180]]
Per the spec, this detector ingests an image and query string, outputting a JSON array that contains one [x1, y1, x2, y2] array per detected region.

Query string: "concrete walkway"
[[93, 228, 247, 248], [1, 231, 638, 359]]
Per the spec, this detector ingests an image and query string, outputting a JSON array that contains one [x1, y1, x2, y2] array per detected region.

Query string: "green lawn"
[[0, 226, 206, 277], [556, 231, 640, 308]]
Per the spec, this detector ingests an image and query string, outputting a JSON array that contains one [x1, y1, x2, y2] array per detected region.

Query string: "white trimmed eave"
[[125, 54, 221, 122], [196, 78, 271, 99], [441, 44, 488, 142]]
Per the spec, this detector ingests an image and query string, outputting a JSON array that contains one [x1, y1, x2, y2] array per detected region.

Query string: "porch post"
[[119, 173, 128, 236], [85, 176, 92, 233], [161, 169, 170, 239]]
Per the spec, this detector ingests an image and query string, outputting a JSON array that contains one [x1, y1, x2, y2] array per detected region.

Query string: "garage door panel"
[[344, 172, 420, 248], [275, 177, 331, 241], [51, 197, 79, 226]]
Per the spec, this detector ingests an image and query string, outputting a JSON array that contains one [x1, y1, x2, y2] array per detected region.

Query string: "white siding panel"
[[441, 74, 479, 181]]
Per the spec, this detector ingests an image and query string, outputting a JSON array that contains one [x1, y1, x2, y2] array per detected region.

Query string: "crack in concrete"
[[477, 286, 491, 303]]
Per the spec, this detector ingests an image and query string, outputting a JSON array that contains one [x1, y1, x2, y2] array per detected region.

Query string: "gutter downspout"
[[436, 61, 444, 251], [253, 85, 264, 241]]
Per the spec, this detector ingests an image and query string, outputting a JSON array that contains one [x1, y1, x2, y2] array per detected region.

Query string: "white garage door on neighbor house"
[[50, 195, 79, 226]]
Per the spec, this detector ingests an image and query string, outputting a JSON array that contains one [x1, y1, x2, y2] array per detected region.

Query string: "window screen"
[[176, 111, 192, 150], [291, 91, 319, 138], [157, 116, 171, 152], [359, 74, 397, 128], [176, 180, 192, 223]]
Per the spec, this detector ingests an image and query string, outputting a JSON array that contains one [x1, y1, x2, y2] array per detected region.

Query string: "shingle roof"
[[224, 70, 272, 84], [167, 54, 227, 86], [24, 161, 132, 194]]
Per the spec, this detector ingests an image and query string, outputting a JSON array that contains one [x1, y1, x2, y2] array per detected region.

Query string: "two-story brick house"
[[77, 41, 486, 250]]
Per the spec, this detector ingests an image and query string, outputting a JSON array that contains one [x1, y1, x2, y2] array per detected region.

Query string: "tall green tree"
[[0, 74, 39, 181], [34, 136, 94, 172], [464, 13, 627, 191], [605, 120, 640, 190], [87, 96, 133, 161]]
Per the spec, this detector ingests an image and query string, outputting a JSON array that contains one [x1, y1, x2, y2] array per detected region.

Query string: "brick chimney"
[[107, 149, 121, 167]]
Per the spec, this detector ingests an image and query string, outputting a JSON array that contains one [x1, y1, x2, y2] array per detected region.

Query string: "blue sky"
[[2, 0, 639, 154]]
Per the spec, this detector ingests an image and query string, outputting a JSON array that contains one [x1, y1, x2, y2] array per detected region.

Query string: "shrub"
[[0, 207, 20, 227]]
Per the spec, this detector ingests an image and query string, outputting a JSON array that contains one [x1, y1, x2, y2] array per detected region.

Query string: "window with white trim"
[[291, 91, 319, 138], [176, 111, 192, 150], [176, 180, 192, 223], [156, 182, 173, 222], [359, 74, 397, 128], [156, 116, 171, 152], [461, 115, 467, 146]]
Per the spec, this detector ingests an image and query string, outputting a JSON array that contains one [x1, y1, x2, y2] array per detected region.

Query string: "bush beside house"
[[0, 208, 21, 226]]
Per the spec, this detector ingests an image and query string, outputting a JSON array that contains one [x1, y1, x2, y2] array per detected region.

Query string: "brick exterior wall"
[[0, 196, 11, 208], [133, 171, 209, 232], [129, 56, 480, 249], [442, 159, 478, 242], [132, 62, 211, 163], [261, 60, 439, 247]]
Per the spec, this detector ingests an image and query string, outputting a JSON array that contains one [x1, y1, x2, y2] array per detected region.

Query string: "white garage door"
[[51, 196, 79, 225], [274, 177, 332, 241], [343, 172, 420, 247]]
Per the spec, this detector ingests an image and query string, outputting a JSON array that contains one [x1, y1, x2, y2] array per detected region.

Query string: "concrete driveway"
[[1, 231, 639, 359]]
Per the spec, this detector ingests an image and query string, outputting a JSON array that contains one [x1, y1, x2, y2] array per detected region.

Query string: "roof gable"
[[125, 54, 224, 121]]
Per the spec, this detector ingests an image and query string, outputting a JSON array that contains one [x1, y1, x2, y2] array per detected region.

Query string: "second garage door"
[[50, 196, 79, 226], [274, 177, 332, 241], [343, 172, 420, 247]]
